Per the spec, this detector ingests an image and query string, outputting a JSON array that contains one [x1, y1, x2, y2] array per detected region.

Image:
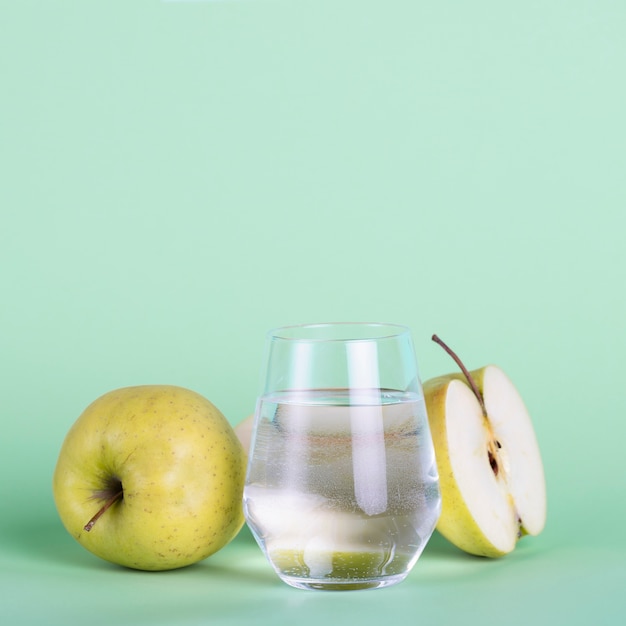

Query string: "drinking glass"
[[243, 322, 441, 591]]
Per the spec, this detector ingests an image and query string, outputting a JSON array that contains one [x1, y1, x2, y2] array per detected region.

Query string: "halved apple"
[[424, 335, 547, 557]]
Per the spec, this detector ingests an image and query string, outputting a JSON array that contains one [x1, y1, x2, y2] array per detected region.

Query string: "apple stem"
[[84, 490, 123, 532], [431, 334, 487, 417]]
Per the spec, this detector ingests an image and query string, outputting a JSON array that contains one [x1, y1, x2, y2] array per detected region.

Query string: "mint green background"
[[1, 1, 624, 624]]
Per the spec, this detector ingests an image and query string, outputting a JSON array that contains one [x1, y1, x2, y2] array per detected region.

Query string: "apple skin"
[[424, 365, 546, 558], [52, 385, 247, 571], [424, 372, 502, 557]]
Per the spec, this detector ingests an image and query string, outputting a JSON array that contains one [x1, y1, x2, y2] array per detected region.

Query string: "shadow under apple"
[[0, 508, 278, 586], [0, 514, 115, 571], [422, 530, 477, 560]]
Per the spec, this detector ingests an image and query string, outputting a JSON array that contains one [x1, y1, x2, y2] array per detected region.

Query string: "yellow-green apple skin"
[[424, 365, 547, 558], [52, 385, 247, 571]]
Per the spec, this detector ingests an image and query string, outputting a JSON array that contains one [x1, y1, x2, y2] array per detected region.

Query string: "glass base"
[[278, 572, 408, 591]]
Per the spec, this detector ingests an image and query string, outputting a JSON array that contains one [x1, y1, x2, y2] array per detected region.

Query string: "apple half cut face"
[[424, 365, 547, 557]]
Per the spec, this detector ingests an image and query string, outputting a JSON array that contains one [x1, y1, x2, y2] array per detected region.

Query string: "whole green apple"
[[52, 385, 247, 571]]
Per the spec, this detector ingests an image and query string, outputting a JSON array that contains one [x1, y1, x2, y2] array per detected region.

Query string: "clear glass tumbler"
[[243, 322, 441, 591]]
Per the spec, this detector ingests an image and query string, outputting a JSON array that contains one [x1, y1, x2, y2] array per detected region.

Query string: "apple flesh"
[[53, 385, 247, 571], [234, 414, 254, 456], [424, 337, 547, 557]]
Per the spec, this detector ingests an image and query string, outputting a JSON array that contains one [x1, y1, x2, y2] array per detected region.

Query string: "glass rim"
[[267, 321, 411, 343]]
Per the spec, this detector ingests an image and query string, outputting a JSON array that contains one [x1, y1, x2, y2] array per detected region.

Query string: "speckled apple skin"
[[52, 385, 247, 571]]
